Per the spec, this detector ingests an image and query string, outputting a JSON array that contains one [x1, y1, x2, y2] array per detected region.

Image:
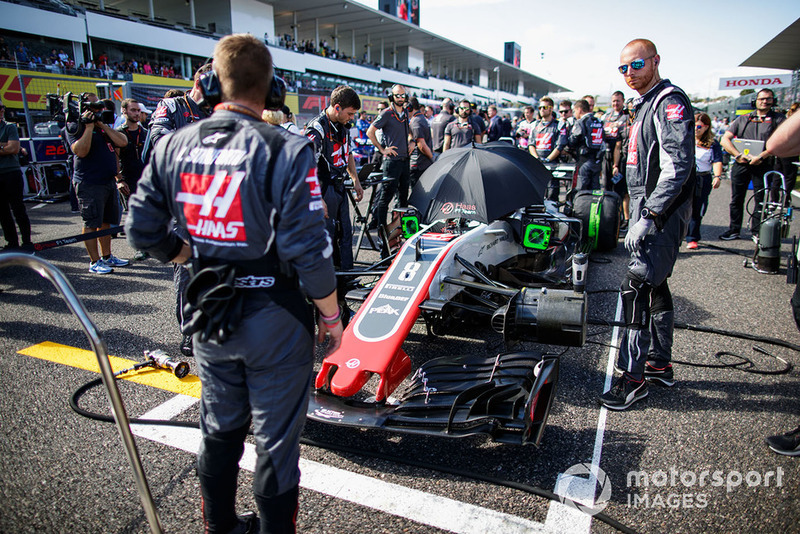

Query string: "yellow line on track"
[[17, 341, 201, 398]]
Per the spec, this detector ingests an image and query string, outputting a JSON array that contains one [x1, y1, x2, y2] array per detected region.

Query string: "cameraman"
[[66, 94, 130, 274]]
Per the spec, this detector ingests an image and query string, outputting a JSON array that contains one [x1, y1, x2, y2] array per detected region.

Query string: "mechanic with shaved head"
[[601, 38, 695, 410]]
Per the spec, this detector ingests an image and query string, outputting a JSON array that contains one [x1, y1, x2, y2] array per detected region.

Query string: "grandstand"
[[0, 0, 567, 133]]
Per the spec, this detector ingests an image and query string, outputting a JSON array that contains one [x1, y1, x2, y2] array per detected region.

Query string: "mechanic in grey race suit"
[[126, 34, 343, 533], [141, 63, 212, 356], [600, 39, 695, 411]]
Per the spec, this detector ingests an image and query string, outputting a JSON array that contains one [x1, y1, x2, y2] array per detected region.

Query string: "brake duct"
[[491, 287, 587, 347]]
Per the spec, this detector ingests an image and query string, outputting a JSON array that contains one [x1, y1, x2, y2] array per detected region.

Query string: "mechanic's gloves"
[[182, 264, 244, 344], [624, 218, 655, 253]]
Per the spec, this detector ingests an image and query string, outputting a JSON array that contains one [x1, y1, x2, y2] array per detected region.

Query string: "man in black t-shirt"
[[115, 98, 147, 195], [430, 98, 456, 154], [719, 88, 786, 240], [66, 96, 130, 274], [408, 97, 434, 189], [367, 85, 413, 230], [443, 99, 477, 150]]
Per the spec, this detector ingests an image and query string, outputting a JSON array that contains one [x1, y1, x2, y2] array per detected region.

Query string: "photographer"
[[66, 93, 130, 274]]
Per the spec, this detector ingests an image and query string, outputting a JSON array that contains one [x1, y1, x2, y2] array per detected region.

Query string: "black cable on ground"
[[587, 317, 796, 375], [70, 372, 639, 534]]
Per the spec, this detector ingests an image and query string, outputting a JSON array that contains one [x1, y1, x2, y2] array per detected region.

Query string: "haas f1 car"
[[308, 143, 588, 445]]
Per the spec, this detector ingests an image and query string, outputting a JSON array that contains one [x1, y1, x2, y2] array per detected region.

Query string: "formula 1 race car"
[[308, 143, 588, 445]]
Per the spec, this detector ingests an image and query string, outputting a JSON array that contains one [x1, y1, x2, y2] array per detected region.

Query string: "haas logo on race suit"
[[535, 131, 554, 151], [332, 140, 349, 168], [588, 121, 604, 149], [626, 122, 642, 166], [178, 171, 247, 242]]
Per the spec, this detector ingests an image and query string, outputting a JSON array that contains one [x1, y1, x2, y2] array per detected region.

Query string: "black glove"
[[182, 264, 243, 344]]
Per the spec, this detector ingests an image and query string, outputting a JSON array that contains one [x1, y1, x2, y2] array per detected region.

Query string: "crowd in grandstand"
[[0, 36, 186, 79]]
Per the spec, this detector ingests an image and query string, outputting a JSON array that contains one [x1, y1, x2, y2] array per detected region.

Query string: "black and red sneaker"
[[599, 373, 648, 411], [644, 363, 675, 387]]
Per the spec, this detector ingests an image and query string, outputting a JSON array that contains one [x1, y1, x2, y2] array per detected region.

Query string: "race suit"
[[305, 110, 354, 270], [531, 118, 562, 201], [126, 109, 334, 532], [568, 113, 605, 190], [617, 79, 695, 379]]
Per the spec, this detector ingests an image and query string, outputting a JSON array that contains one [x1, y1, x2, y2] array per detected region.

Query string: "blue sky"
[[353, 0, 799, 101]]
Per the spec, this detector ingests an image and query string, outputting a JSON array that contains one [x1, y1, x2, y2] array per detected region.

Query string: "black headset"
[[198, 68, 287, 112], [751, 89, 775, 109]]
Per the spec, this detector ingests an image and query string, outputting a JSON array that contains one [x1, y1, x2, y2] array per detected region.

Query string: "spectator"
[[14, 42, 28, 63], [0, 101, 32, 251], [685, 113, 723, 249]]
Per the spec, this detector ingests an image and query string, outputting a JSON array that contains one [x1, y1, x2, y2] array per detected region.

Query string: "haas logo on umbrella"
[[441, 202, 454, 215]]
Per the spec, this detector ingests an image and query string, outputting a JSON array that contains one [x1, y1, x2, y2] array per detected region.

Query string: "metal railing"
[[0, 253, 163, 534]]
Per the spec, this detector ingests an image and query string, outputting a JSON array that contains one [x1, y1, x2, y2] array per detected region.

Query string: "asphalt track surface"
[[1, 179, 799, 534]]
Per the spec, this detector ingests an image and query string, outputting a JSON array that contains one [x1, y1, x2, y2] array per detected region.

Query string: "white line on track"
[[544, 294, 623, 533], [131, 395, 552, 534]]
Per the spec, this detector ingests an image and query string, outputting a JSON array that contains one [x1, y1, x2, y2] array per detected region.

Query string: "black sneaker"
[[599, 373, 648, 410], [765, 426, 800, 456], [719, 229, 740, 241], [644, 362, 675, 387], [230, 511, 260, 534], [180, 334, 194, 357]]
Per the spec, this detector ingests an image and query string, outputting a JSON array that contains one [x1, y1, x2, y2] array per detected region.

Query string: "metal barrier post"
[[0, 253, 164, 534]]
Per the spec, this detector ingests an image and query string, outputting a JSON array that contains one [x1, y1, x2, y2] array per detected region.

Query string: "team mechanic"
[[601, 38, 696, 410], [143, 63, 213, 356], [304, 85, 364, 271], [126, 34, 343, 533]]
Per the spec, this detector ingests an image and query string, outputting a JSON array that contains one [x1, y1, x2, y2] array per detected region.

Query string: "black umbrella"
[[409, 142, 552, 224]]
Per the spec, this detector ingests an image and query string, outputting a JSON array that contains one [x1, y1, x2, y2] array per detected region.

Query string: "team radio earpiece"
[[751, 89, 775, 109], [198, 67, 287, 111]]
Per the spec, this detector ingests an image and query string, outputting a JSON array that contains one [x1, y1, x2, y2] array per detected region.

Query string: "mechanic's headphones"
[[751, 89, 775, 109], [198, 69, 287, 111]]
